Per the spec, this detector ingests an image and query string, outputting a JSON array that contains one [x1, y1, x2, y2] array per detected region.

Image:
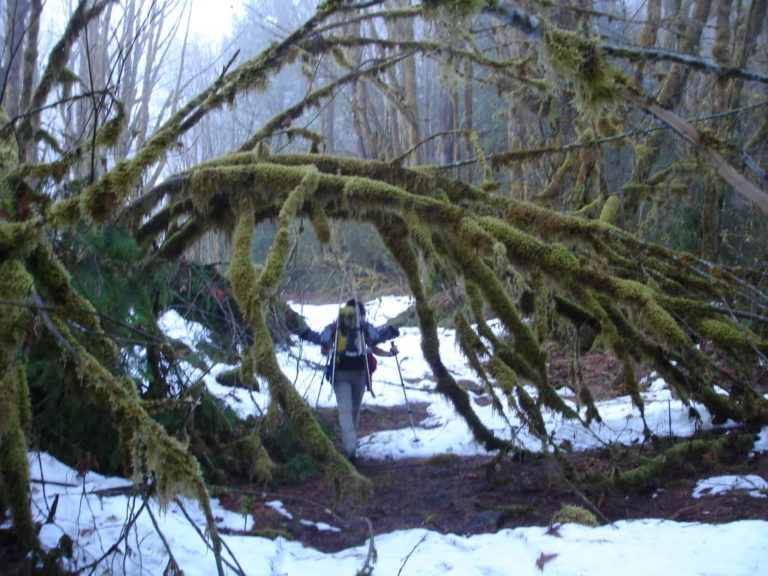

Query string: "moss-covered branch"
[[229, 191, 371, 500]]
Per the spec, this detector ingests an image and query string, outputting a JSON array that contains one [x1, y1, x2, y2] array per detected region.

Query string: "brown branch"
[[622, 87, 768, 214]]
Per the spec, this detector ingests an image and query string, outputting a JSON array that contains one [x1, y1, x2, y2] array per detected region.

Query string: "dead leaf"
[[536, 552, 558, 571]]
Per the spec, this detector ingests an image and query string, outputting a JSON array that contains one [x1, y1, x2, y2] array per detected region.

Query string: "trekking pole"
[[391, 341, 419, 442]]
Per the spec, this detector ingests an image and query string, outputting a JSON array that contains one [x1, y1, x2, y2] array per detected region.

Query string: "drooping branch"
[[376, 217, 515, 453], [228, 179, 372, 500], [136, 152, 768, 433], [17, 237, 228, 576]]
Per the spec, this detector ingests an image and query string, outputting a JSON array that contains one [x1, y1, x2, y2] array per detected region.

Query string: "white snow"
[[16, 295, 768, 575]]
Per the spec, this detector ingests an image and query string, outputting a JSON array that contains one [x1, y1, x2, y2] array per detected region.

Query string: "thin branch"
[[486, 1, 768, 86], [391, 130, 473, 165], [17, 0, 115, 146], [491, 100, 768, 168], [74, 497, 148, 575], [622, 87, 768, 214], [398, 532, 428, 576], [603, 43, 768, 85], [30, 291, 82, 362], [143, 495, 182, 576], [1, 88, 119, 130], [173, 498, 246, 576]]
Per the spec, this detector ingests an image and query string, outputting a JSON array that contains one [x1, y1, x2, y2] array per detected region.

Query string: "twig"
[[75, 498, 148, 575], [30, 291, 82, 362], [44, 495, 59, 525], [358, 517, 378, 576], [35, 451, 51, 513], [173, 498, 247, 576], [143, 495, 182, 576], [397, 531, 428, 576]]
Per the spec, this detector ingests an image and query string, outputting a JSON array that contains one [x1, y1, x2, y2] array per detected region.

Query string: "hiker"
[[298, 299, 400, 460]]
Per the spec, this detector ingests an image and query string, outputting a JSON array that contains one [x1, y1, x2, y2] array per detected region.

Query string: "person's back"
[[298, 299, 399, 460]]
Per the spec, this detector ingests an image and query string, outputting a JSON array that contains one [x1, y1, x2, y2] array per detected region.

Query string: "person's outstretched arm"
[[365, 322, 400, 347]]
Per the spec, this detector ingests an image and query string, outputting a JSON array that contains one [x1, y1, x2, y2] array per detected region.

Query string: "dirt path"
[[223, 401, 768, 553]]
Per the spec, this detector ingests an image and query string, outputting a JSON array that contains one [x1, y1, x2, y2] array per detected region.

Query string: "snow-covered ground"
[[15, 296, 768, 575]]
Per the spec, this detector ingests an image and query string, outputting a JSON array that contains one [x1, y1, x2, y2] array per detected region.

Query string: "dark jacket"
[[300, 319, 399, 376]]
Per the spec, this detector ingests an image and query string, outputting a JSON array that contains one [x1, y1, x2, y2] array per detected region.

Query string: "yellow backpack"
[[334, 304, 366, 364]]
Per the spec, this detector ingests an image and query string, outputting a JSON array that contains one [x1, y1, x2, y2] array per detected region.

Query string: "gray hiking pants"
[[333, 368, 367, 458]]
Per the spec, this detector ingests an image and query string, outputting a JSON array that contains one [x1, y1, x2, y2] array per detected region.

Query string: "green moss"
[[422, 0, 484, 18], [669, 181, 688, 195], [454, 312, 491, 382], [486, 357, 519, 410], [696, 318, 764, 352], [95, 102, 126, 149], [599, 195, 620, 224], [258, 226, 290, 295], [421, 453, 462, 466], [229, 197, 260, 321], [542, 242, 581, 275], [233, 433, 275, 483], [610, 279, 688, 345], [230, 197, 371, 502], [516, 385, 547, 441], [616, 440, 711, 492], [622, 182, 653, 196], [543, 154, 575, 200], [0, 261, 34, 552], [0, 424, 35, 547], [549, 504, 599, 527], [542, 24, 618, 112], [310, 209, 331, 244]]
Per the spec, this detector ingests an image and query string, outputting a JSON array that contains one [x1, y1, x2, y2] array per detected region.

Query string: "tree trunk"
[[2, 0, 31, 119], [19, 0, 41, 162]]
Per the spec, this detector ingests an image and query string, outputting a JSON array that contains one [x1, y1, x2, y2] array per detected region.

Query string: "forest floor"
[[220, 347, 768, 553], [4, 347, 767, 572]]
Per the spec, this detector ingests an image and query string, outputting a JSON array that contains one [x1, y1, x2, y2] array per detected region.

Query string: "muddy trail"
[[221, 351, 768, 553]]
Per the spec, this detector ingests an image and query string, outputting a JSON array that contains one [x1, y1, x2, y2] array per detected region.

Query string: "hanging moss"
[[486, 356, 519, 410], [450, 221, 546, 383], [578, 384, 601, 425], [234, 432, 275, 484], [310, 209, 331, 244], [541, 24, 619, 112], [377, 218, 512, 453], [610, 278, 689, 345], [95, 102, 126, 149], [0, 422, 35, 548], [542, 154, 576, 201], [622, 182, 653, 196], [515, 384, 548, 442]]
